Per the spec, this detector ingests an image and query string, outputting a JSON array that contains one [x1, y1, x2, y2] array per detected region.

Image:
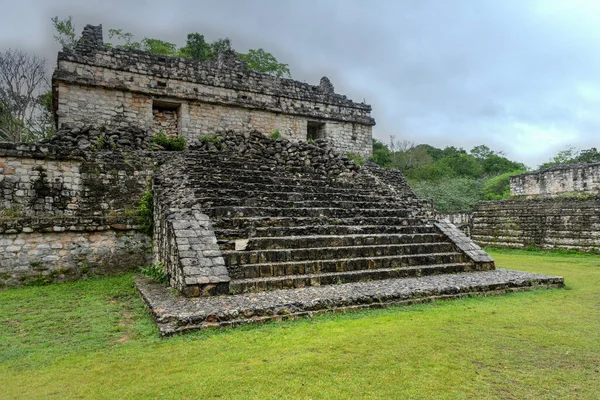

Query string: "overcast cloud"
[[2, 0, 599, 168]]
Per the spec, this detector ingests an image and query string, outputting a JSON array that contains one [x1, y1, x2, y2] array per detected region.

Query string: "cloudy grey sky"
[[2, 0, 599, 168]]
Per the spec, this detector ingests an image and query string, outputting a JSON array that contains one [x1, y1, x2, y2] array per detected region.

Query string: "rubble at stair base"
[[137, 269, 564, 336]]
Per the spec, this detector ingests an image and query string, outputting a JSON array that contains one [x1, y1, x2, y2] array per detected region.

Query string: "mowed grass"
[[1, 249, 599, 399]]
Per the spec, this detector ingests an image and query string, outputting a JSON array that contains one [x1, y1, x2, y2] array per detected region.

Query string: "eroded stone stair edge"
[[435, 220, 494, 268], [136, 269, 564, 336]]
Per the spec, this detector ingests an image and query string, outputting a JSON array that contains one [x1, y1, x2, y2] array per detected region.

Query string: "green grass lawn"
[[1, 249, 599, 399]]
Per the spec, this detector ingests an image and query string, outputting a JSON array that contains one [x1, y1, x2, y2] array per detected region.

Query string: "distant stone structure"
[[52, 25, 375, 157], [472, 163, 600, 251], [510, 162, 600, 198]]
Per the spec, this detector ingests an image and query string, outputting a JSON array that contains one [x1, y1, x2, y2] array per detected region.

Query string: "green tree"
[[238, 48, 291, 78], [410, 177, 484, 213], [575, 148, 600, 163], [437, 153, 483, 178], [51, 16, 77, 49], [369, 139, 392, 167], [107, 29, 141, 50], [209, 38, 233, 57], [178, 33, 210, 61], [539, 145, 578, 169], [140, 38, 178, 56], [482, 170, 526, 200]]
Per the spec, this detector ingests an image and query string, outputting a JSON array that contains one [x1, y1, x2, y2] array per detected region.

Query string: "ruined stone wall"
[[55, 83, 153, 136], [510, 162, 600, 198], [472, 199, 600, 250], [0, 143, 153, 216], [52, 25, 375, 158], [0, 217, 150, 287], [0, 143, 158, 287]]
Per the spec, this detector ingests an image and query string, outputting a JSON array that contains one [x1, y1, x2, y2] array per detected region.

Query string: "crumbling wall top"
[[55, 24, 374, 117]]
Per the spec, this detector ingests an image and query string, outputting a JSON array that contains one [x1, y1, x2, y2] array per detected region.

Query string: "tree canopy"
[[52, 16, 291, 78], [538, 145, 600, 170], [369, 138, 528, 212]]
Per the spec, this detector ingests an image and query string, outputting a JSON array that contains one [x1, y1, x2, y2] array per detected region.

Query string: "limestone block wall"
[[153, 159, 230, 297], [153, 109, 178, 137], [0, 143, 153, 217], [52, 25, 375, 157], [0, 143, 159, 287], [472, 199, 600, 250], [510, 162, 600, 198], [0, 217, 151, 287], [56, 83, 153, 134]]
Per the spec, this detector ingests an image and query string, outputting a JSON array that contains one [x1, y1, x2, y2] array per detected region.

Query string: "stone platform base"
[[136, 269, 564, 336]]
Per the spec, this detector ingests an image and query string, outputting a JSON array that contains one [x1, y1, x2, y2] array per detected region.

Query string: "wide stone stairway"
[[189, 154, 486, 294], [138, 132, 564, 335]]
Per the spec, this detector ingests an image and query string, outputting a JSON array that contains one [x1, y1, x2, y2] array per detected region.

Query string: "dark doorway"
[[307, 121, 326, 141]]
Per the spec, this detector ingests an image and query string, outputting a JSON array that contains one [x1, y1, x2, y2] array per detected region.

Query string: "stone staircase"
[[142, 132, 563, 334], [173, 151, 490, 295]]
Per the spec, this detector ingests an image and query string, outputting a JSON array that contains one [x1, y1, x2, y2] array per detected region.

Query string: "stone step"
[[218, 232, 447, 250], [137, 269, 564, 335], [229, 262, 489, 294], [223, 242, 456, 266], [182, 155, 308, 171], [191, 188, 402, 204], [195, 197, 407, 210], [206, 206, 414, 219], [229, 252, 467, 280], [215, 224, 438, 240], [186, 171, 377, 191], [190, 180, 391, 197], [183, 154, 352, 175], [186, 162, 330, 179], [212, 216, 425, 230]]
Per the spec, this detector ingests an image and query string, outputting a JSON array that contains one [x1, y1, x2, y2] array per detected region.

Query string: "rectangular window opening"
[[307, 121, 326, 141], [152, 100, 181, 137]]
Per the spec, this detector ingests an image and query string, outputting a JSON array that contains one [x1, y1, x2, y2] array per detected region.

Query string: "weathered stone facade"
[[52, 25, 375, 157], [471, 163, 600, 251], [0, 143, 154, 286], [472, 198, 600, 250], [0, 218, 150, 287], [510, 162, 600, 198]]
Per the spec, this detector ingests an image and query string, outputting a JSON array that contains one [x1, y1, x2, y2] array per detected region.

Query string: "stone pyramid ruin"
[[0, 25, 563, 335]]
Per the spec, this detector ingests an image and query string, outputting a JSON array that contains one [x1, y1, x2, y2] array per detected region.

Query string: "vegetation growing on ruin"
[[137, 190, 153, 236], [199, 134, 223, 144], [52, 16, 291, 78], [141, 261, 168, 284], [269, 129, 281, 140], [150, 131, 186, 151], [482, 169, 527, 200], [0, 250, 598, 399], [346, 152, 365, 166]]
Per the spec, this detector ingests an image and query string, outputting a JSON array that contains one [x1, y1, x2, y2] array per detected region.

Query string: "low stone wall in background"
[[472, 198, 600, 251], [510, 162, 600, 198]]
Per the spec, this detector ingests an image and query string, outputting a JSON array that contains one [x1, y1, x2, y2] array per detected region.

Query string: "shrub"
[[141, 261, 168, 284], [151, 131, 186, 151], [482, 170, 525, 200], [269, 129, 281, 140], [200, 134, 223, 145], [410, 177, 484, 213], [346, 152, 365, 166], [138, 190, 153, 235]]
